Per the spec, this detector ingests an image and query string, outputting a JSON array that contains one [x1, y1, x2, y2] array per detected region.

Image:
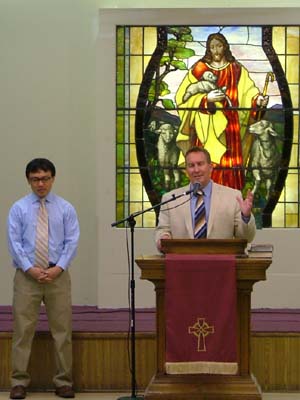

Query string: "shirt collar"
[[190, 180, 212, 197], [30, 192, 54, 203], [202, 180, 212, 197]]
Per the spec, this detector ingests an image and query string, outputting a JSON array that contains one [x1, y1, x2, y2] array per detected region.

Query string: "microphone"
[[192, 182, 201, 196], [182, 182, 202, 196]]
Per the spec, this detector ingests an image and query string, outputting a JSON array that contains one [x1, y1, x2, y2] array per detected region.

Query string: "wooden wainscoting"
[[251, 332, 300, 391], [0, 332, 156, 392], [1, 331, 300, 392]]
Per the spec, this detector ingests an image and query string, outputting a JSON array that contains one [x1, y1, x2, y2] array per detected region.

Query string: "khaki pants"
[[11, 269, 73, 388]]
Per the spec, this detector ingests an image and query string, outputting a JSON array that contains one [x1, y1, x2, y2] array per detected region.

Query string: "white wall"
[[0, 0, 99, 305], [0, 1, 299, 309]]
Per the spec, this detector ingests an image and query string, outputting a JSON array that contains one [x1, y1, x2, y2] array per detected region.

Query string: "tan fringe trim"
[[165, 361, 238, 375]]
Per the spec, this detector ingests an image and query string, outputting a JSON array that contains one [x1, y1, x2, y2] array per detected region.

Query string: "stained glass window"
[[116, 25, 300, 228]]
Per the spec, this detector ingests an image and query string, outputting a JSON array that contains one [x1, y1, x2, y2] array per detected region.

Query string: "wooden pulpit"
[[136, 239, 272, 400]]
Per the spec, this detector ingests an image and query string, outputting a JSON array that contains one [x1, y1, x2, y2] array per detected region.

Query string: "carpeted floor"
[[1, 306, 300, 333]]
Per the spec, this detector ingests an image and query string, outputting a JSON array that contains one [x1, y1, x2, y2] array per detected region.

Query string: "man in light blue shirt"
[[7, 158, 80, 399]]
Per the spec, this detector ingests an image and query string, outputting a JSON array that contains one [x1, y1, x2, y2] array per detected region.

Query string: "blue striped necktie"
[[194, 191, 207, 239]]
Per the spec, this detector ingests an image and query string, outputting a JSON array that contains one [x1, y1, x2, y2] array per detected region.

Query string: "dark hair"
[[201, 32, 235, 64], [25, 158, 56, 178], [185, 146, 211, 164]]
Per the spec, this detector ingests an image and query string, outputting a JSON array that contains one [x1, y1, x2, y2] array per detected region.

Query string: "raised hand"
[[236, 189, 254, 218]]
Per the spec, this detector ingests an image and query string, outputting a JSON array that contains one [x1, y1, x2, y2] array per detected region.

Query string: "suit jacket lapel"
[[181, 185, 193, 237], [207, 182, 219, 235]]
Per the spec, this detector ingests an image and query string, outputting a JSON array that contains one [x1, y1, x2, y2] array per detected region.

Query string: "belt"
[[48, 263, 56, 268]]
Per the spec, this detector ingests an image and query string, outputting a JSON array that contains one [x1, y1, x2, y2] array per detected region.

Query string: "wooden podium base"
[[144, 373, 262, 400]]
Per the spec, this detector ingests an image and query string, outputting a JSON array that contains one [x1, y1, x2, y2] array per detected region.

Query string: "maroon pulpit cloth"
[[165, 253, 238, 374]]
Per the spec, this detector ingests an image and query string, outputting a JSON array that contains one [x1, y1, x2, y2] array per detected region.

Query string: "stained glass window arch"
[[116, 25, 300, 228]]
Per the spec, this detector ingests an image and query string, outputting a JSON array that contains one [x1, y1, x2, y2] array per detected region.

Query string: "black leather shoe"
[[10, 385, 26, 399], [55, 386, 75, 398]]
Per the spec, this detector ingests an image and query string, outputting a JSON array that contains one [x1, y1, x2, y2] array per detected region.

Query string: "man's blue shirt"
[[7, 192, 80, 271]]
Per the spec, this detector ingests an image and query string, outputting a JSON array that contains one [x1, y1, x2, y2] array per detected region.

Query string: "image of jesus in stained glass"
[[175, 32, 269, 190]]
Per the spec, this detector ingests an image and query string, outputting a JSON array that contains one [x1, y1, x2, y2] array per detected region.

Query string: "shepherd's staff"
[[257, 71, 275, 120]]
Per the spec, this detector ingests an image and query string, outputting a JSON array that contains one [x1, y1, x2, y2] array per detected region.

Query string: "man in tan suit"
[[155, 146, 256, 251]]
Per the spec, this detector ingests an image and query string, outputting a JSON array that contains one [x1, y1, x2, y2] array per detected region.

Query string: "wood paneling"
[[0, 332, 156, 392], [252, 333, 300, 391], [1, 331, 300, 392]]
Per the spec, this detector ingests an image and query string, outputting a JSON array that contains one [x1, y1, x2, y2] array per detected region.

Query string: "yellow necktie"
[[35, 199, 49, 268]]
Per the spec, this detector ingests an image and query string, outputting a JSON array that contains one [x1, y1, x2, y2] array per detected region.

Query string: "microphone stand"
[[111, 188, 194, 400]]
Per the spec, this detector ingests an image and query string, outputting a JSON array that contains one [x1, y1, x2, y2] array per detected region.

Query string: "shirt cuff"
[[22, 259, 34, 272], [241, 213, 251, 224]]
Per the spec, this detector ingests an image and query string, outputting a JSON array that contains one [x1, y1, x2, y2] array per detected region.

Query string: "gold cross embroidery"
[[188, 317, 215, 352]]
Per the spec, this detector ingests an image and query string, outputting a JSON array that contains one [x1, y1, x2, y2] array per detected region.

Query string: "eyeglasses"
[[29, 176, 53, 184]]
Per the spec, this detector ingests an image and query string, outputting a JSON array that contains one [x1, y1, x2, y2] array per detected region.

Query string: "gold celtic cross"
[[188, 317, 215, 352]]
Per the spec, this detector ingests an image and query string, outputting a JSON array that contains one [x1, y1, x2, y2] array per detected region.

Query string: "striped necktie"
[[35, 199, 49, 269], [194, 191, 207, 239]]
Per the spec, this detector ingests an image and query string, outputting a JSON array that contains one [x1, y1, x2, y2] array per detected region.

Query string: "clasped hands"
[[27, 265, 63, 283]]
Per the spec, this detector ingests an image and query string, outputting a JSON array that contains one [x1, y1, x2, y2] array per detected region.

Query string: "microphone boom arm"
[[111, 189, 193, 227]]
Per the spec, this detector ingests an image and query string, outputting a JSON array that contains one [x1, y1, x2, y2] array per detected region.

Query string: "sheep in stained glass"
[[182, 70, 228, 104], [248, 119, 281, 198], [155, 123, 181, 190]]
